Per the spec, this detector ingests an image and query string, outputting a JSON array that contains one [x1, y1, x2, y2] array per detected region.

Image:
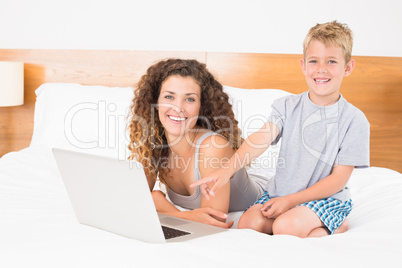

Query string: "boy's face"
[[300, 40, 355, 106]]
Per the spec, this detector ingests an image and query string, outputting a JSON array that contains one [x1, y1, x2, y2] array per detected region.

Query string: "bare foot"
[[307, 219, 350, 237], [334, 219, 349, 234]]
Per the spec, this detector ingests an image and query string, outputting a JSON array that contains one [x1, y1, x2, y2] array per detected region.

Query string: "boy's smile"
[[300, 40, 355, 106]]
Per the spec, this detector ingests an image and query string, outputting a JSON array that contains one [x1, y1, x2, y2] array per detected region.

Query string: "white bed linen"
[[1, 83, 402, 267], [1, 147, 401, 268]]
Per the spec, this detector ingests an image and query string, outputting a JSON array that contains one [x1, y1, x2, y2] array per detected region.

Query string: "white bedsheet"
[[1, 147, 402, 268]]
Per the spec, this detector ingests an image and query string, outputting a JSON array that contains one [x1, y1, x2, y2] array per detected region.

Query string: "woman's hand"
[[173, 207, 234, 229]]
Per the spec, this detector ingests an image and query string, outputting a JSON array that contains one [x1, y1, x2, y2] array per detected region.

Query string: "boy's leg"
[[273, 197, 352, 238], [307, 219, 349, 237], [238, 204, 275, 234], [272, 206, 325, 238]]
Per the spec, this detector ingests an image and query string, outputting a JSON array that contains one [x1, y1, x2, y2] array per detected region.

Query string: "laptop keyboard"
[[162, 225, 191, 240]]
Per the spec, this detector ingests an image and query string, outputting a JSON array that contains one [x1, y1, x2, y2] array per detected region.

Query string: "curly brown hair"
[[128, 59, 243, 185]]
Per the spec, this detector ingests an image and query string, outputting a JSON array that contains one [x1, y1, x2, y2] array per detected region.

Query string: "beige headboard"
[[0, 49, 401, 172]]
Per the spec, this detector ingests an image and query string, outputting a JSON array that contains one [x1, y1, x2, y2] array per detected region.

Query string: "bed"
[[0, 50, 401, 267]]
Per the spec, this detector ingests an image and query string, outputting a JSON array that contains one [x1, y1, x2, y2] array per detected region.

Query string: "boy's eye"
[[328, 60, 337, 64], [309, 60, 317, 64]]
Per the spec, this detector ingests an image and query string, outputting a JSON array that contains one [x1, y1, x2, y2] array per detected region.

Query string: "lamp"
[[0, 61, 24, 107]]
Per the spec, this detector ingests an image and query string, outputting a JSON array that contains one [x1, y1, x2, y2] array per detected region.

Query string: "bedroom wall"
[[0, 0, 401, 57]]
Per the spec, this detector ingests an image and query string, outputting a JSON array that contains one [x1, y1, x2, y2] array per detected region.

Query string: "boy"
[[191, 21, 370, 237]]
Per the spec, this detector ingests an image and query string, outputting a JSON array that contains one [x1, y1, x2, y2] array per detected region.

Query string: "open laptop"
[[52, 148, 226, 243]]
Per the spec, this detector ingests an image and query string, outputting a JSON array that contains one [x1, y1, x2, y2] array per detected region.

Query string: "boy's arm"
[[292, 164, 354, 203], [190, 122, 280, 199], [261, 164, 354, 218]]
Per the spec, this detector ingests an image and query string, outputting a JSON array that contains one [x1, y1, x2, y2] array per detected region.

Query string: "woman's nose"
[[172, 99, 184, 113]]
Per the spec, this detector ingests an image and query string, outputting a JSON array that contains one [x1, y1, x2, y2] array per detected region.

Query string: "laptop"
[[52, 148, 226, 243]]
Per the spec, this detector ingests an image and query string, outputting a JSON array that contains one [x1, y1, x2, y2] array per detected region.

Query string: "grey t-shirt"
[[266, 92, 370, 202]]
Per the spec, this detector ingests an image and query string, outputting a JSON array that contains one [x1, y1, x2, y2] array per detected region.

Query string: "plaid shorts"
[[248, 190, 353, 235]]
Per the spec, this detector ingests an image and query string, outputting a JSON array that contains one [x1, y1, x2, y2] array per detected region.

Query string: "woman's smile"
[[168, 115, 187, 122]]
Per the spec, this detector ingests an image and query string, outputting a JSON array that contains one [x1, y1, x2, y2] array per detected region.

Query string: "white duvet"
[[1, 147, 402, 267], [1, 83, 402, 267]]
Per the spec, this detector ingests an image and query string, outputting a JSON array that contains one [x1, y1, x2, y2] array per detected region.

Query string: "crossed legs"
[[238, 204, 349, 238]]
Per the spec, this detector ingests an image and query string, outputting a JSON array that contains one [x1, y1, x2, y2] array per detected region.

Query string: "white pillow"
[[30, 83, 291, 179], [223, 86, 291, 182], [30, 83, 134, 160]]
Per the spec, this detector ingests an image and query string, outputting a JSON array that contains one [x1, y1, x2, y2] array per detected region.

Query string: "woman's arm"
[[152, 135, 235, 227], [197, 135, 233, 214], [151, 190, 232, 228]]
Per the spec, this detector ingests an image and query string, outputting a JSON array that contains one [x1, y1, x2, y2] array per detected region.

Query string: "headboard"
[[0, 49, 401, 172]]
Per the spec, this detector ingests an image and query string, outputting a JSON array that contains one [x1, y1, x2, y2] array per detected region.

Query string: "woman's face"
[[157, 75, 201, 142]]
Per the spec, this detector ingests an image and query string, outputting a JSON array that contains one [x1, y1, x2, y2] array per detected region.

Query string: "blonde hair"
[[303, 21, 353, 63]]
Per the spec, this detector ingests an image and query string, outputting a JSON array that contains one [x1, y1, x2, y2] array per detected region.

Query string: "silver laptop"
[[52, 148, 226, 243]]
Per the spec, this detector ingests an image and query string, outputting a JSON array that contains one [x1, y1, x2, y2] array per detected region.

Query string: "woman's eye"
[[186, 98, 195, 102], [165, 95, 173, 100]]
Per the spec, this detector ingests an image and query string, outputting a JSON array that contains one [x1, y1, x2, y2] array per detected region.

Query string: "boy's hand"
[[261, 196, 293, 219], [190, 168, 232, 200]]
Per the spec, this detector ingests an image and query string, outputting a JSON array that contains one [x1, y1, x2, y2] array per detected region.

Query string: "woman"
[[128, 59, 263, 228]]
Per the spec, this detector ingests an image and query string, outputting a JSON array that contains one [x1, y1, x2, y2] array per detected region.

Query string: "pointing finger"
[[190, 177, 216, 188], [199, 184, 210, 200]]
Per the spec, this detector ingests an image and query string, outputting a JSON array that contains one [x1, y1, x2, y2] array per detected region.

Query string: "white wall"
[[1, 0, 401, 57]]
